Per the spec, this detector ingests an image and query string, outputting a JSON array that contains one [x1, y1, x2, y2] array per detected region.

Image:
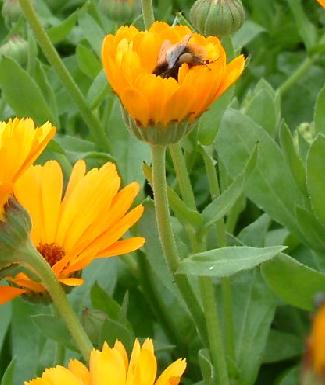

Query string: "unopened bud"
[[190, 0, 245, 37], [2, 0, 22, 26], [0, 197, 31, 270], [99, 0, 139, 22], [0, 36, 28, 66]]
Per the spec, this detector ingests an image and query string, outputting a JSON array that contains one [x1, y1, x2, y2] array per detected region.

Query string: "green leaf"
[[202, 146, 257, 228], [168, 188, 203, 227], [76, 44, 101, 79], [11, 299, 44, 384], [287, 0, 317, 50], [1, 360, 15, 385], [0, 57, 55, 124], [198, 349, 213, 385], [314, 84, 325, 135], [91, 282, 129, 325], [78, 11, 105, 56], [233, 271, 277, 385], [100, 319, 135, 353], [277, 367, 299, 385], [0, 303, 11, 351], [280, 123, 307, 198], [33, 59, 59, 127], [216, 109, 305, 240], [238, 214, 271, 247], [243, 79, 280, 137], [232, 20, 265, 50], [32, 314, 77, 351], [307, 134, 325, 228], [261, 253, 325, 311], [198, 89, 234, 145], [295, 206, 325, 251], [47, 11, 78, 44], [177, 245, 285, 277], [263, 330, 303, 363], [87, 70, 110, 109]]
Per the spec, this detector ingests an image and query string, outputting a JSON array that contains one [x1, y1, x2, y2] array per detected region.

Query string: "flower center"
[[37, 243, 65, 267]]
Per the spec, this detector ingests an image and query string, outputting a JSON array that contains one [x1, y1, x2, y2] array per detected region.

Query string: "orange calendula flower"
[[317, 0, 325, 8], [308, 302, 325, 376], [26, 339, 186, 385], [0, 159, 144, 303], [102, 21, 245, 144], [0, 118, 55, 217]]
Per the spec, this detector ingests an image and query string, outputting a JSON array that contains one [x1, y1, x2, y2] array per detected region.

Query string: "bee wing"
[[157, 40, 173, 66], [166, 34, 193, 68]]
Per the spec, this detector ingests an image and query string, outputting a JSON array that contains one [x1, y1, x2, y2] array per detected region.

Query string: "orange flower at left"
[[0, 159, 145, 303], [0, 118, 55, 217]]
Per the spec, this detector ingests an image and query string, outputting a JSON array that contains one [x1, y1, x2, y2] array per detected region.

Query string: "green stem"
[[141, 0, 155, 29], [18, 0, 110, 152], [278, 56, 313, 96], [169, 143, 196, 210], [23, 243, 93, 361], [200, 277, 230, 385], [151, 144, 207, 346], [278, 33, 325, 95], [202, 148, 236, 374], [168, 143, 230, 384]]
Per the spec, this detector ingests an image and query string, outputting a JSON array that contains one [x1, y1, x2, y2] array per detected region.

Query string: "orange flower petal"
[[0, 286, 26, 304]]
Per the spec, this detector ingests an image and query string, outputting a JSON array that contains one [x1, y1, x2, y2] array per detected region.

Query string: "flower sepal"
[[0, 197, 31, 269], [121, 105, 193, 145], [302, 370, 325, 385]]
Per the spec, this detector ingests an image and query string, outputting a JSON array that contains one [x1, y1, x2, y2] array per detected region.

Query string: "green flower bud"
[[0, 36, 28, 66], [190, 0, 245, 37], [0, 197, 31, 270], [2, 0, 22, 25], [298, 122, 316, 145], [99, 0, 139, 22]]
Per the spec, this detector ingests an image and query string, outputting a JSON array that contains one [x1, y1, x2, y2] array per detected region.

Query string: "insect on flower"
[[153, 34, 214, 79]]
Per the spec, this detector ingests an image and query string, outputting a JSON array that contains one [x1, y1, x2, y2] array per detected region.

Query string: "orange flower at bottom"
[[308, 303, 325, 376], [26, 339, 186, 385], [0, 160, 144, 303], [317, 0, 325, 8], [0, 118, 55, 217]]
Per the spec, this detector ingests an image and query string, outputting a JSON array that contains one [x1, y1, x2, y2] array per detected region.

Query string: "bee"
[[152, 34, 211, 80]]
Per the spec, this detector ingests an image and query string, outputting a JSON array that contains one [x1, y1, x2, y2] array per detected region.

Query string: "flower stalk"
[[279, 33, 325, 95], [169, 143, 231, 384], [150, 144, 208, 346], [21, 242, 93, 361], [18, 0, 111, 152], [141, 0, 155, 29], [202, 148, 236, 373]]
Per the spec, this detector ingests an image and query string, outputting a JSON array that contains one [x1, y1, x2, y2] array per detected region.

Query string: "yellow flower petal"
[[27, 339, 186, 385], [42, 366, 84, 385], [9, 160, 144, 299], [0, 118, 55, 216], [155, 359, 187, 385], [68, 359, 91, 385]]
